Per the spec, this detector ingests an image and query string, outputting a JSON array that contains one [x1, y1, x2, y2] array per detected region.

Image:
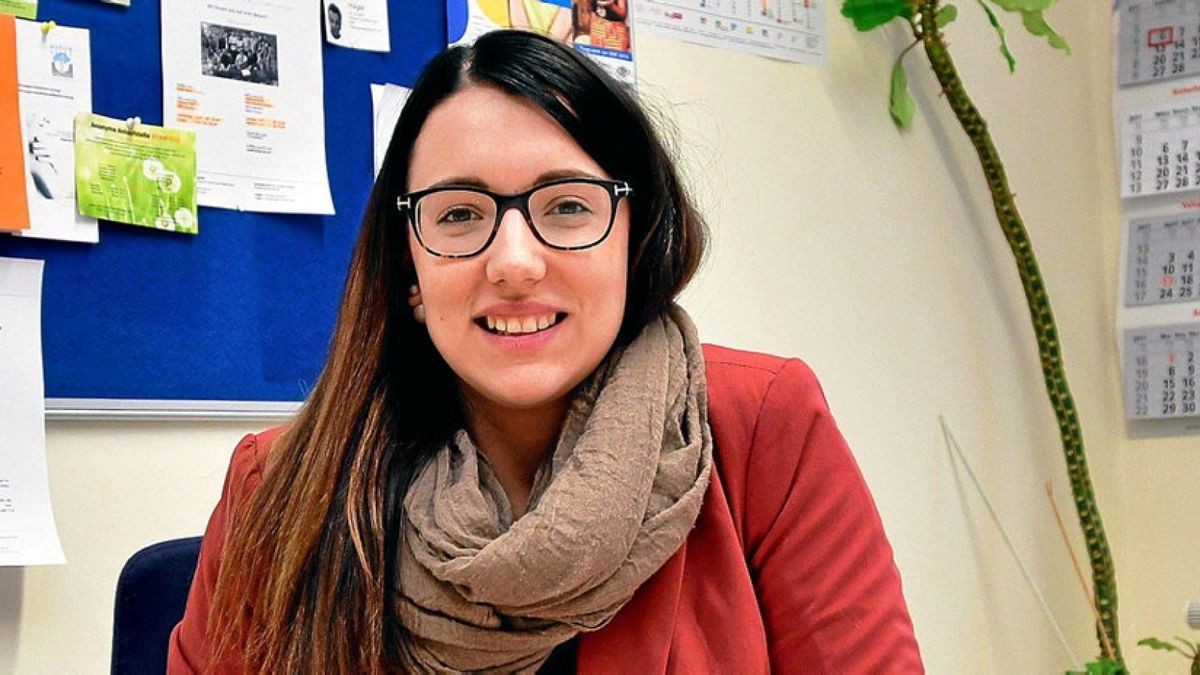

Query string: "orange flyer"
[[0, 14, 30, 232]]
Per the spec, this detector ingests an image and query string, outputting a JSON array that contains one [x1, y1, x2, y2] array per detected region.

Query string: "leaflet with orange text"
[[160, 0, 333, 214]]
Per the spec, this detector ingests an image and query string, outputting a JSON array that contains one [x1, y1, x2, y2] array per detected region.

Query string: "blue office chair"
[[111, 536, 203, 675]]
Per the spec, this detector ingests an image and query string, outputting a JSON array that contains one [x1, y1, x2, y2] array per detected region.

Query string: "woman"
[[169, 30, 922, 673]]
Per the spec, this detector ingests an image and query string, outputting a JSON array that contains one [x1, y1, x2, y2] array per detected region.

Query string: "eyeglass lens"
[[414, 182, 614, 256]]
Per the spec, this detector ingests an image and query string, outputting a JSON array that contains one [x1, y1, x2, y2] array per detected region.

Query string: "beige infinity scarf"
[[395, 305, 713, 673]]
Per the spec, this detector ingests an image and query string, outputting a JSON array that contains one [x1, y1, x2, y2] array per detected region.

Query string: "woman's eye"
[[437, 207, 483, 225], [547, 199, 593, 216]]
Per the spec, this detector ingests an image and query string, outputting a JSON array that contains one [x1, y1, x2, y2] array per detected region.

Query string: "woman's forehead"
[[407, 85, 607, 193]]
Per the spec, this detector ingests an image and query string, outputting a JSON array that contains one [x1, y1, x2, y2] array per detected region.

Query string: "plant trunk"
[[915, 0, 1123, 663]]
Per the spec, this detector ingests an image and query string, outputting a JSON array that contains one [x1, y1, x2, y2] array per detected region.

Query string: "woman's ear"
[[409, 284, 426, 324]]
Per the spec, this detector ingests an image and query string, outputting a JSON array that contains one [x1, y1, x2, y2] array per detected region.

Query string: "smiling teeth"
[[486, 313, 559, 334]]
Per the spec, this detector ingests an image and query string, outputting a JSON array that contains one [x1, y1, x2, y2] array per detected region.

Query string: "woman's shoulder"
[[221, 425, 286, 499], [702, 343, 828, 419], [701, 343, 836, 476]]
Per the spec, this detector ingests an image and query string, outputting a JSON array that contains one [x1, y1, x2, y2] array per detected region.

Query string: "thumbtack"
[[40, 21, 56, 36], [125, 116, 140, 130]]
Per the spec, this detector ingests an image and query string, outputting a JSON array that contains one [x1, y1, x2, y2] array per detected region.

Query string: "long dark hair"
[[209, 30, 706, 673]]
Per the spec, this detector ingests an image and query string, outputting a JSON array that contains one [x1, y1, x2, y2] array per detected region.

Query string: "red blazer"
[[169, 345, 923, 673]]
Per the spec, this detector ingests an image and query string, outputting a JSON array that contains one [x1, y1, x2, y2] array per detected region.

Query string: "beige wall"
[[2, 3, 1195, 673]]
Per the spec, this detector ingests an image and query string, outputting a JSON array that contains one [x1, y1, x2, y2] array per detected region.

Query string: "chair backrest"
[[111, 536, 203, 675]]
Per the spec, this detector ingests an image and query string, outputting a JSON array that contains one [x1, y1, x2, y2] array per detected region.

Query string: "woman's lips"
[[476, 314, 567, 351], [479, 312, 566, 335]]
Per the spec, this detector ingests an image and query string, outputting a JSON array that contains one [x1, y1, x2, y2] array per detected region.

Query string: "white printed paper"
[[633, 0, 825, 65], [323, 0, 390, 52], [14, 20, 97, 243], [370, 82, 409, 176], [161, 0, 334, 214], [0, 257, 65, 566]]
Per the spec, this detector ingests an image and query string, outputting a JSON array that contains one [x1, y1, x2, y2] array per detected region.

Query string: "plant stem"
[[913, 0, 1123, 663], [1045, 483, 1116, 661]]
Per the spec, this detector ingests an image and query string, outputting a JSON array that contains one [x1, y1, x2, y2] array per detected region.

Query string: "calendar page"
[[1124, 323, 1200, 420], [1118, 0, 1200, 88], [1125, 213, 1200, 306], [1120, 101, 1200, 198]]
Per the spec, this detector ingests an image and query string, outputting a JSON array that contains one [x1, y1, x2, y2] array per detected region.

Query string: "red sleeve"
[[744, 360, 923, 673], [167, 434, 263, 674]]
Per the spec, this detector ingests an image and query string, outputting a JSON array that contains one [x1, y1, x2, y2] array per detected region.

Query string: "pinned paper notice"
[[162, 0, 334, 215], [0, 0, 36, 20], [370, 82, 410, 176], [0, 256, 66, 566], [14, 18, 97, 243], [324, 0, 390, 52], [74, 113, 198, 234], [0, 14, 30, 233]]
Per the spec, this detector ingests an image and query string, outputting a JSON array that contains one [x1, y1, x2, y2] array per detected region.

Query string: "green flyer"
[[74, 113, 198, 234], [0, 1, 36, 20]]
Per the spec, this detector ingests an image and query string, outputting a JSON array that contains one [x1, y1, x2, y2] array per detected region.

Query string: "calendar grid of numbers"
[[1119, 0, 1200, 88], [1125, 213, 1200, 306], [1124, 323, 1200, 420], [1121, 102, 1200, 198]]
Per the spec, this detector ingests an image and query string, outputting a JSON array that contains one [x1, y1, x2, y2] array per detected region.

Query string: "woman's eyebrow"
[[533, 168, 605, 183], [426, 176, 488, 189], [423, 169, 605, 191]]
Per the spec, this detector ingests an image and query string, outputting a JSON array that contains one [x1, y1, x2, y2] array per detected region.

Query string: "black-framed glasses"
[[397, 177, 633, 258]]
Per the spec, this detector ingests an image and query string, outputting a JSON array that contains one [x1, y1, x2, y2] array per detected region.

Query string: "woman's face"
[[407, 84, 629, 417]]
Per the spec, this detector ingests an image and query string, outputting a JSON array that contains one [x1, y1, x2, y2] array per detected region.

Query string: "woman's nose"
[[484, 207, 547, 286]]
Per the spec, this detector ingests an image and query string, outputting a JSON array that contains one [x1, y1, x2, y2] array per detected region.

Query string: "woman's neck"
[[462, 393, 568, 519]]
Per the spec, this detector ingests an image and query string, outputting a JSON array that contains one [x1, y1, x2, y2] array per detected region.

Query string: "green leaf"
[[988, 0, 1053, 10], [841, 0, 913, 31], [1139, 636, 1184, 654], [1083, 659, 1128, 675], [1021, 9, 1071, 54], [936, 4, 958, 27], [976, 0, 1016, 72], [889, 55, 916, 129], [1172, 635, 1199, 655]]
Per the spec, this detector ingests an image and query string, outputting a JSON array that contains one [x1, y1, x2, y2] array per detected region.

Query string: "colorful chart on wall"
[[446, 0, 636, 86]]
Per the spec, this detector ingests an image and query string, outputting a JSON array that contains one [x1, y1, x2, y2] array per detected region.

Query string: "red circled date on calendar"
[[1148, 26, 1175, 48]]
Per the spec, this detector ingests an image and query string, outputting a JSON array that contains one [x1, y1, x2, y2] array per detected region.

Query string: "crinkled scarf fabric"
[[396, 306, 713, 673]]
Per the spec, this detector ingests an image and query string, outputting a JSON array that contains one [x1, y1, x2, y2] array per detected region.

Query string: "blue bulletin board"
[[0, 1, 446, 416]]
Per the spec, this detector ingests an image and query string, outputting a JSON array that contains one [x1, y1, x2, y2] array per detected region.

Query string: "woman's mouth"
[[476, 312, 567, 336]]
